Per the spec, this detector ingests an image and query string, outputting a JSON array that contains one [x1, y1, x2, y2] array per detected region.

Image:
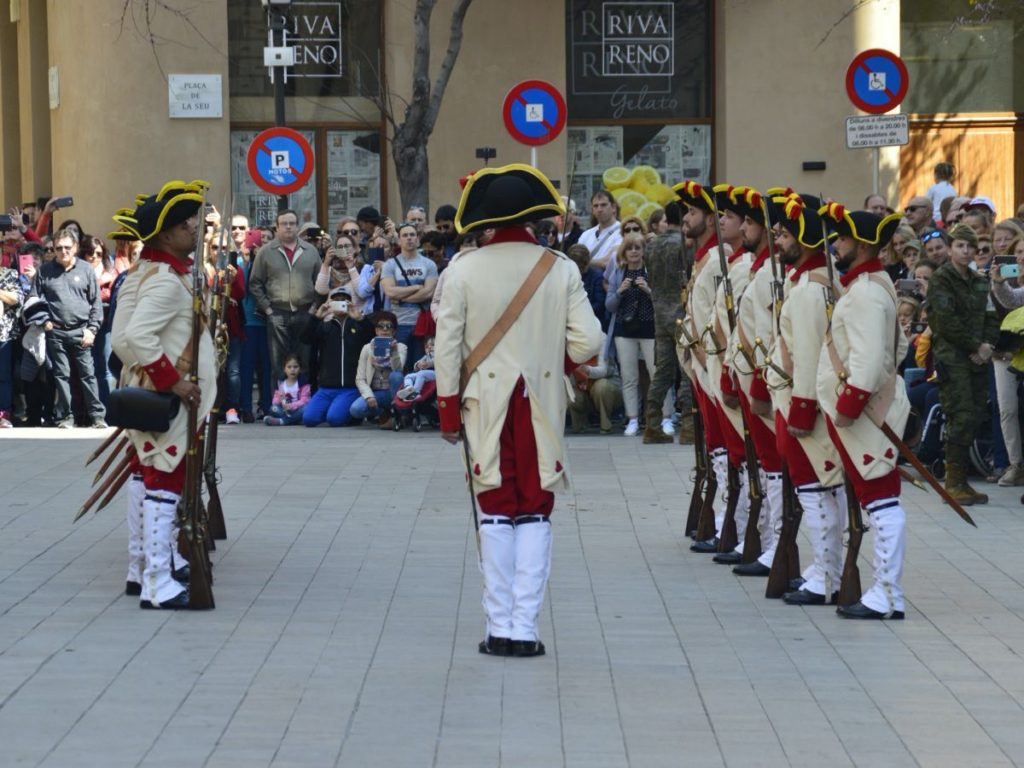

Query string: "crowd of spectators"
[[4, 160, 1023, 483]]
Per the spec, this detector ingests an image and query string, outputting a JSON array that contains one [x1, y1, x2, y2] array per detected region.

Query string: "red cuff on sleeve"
[[787, 396, 818, 431], [143, 354, 182, 391], [749, 369, 771, 403], [437, 394, 462, 432], [835, 382, 872, 420], [720, 368, 738, 398]]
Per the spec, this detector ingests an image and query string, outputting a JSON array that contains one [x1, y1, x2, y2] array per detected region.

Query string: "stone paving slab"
[[2, 426, 1024, 766]]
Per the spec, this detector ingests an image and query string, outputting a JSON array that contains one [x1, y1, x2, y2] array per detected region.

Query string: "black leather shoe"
[[125, 581, 142, 596], [478, 635, 512, 656], [783, 588, 838, 606], [788, 577, 806, 591], [510, 640, 546, 657], [140, 590, 189, 610], [712, 551, 742, 565], [732, 561, 770, 577], [837, 601, 904, 620], [173, 565, 190, 583], [690, 537, 720, 553]]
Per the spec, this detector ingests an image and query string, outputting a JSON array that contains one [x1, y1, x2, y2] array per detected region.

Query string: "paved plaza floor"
[[3, 425, 1024, 767]]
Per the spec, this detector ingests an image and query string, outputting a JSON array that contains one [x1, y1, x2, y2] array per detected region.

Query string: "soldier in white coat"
[[705, 184, 754, 565], [435, 164, 602, 657], [817, 204, 910, 620], [110, 180, 217, 609], [761, 195, 847, 606], [728, 187, 786, 577], [674, 181, 734, 553]]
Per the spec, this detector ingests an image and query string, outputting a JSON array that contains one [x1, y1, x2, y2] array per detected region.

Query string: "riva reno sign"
[[288, 2, 343, 77], [566, 0, 711, 120]]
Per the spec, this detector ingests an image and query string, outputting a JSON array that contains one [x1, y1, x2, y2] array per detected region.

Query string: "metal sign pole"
[[873, 146, 880, 195]]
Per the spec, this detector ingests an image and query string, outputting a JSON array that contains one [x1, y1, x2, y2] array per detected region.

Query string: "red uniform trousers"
[[738, 391, 781, 472], [774, 412, 821, 487], [824, 416, 901, 505], [692, 378, 725, 452], [476, 379, 555, 518]]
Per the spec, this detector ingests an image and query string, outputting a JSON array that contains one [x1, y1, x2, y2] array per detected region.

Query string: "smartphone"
[[0, 214, 12, 231], [367, 246, 385, 262], [910, 321, 928, 334], [329, 299, 348, 314], [52, 196, 74, 209], [1000, 264, 1020, 279], [896, 278, 918, 292], [372, 337, 391, 358], [18, 254, 34, 275], [994, 255, 1016, 266]]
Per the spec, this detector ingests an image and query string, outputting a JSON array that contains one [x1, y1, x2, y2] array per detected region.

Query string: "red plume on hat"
[[459, 171, 477, 190]]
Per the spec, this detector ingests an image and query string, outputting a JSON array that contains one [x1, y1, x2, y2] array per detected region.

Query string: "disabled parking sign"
[[845, 49, 909, 115], [246, 127, 315, 195], [502, 80, 567, 146]]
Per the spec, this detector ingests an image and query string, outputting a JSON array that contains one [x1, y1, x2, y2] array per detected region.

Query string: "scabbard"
[[93, 436, 130, 486], [86, 426, 125, 466]]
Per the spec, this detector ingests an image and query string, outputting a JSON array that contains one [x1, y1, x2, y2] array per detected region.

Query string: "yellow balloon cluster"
[[601, 165, 674, 222]]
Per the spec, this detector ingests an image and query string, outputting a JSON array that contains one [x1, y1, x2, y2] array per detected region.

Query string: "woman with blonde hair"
[[883, 222, 918, 280], [605, 233, 655, 436]]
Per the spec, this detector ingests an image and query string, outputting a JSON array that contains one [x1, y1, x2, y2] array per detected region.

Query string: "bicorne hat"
[[672, 180, 714, 212], [819, 203, 902, 249], [113, 180, 209, 242], [769, 195, 827, 249], [454, 163, 564, 233]]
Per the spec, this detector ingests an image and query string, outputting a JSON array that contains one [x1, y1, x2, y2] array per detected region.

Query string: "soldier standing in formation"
[[110, 180, 217, 610]]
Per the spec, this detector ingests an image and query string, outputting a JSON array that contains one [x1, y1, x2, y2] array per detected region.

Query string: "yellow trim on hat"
[[772, 195, 825, 249], [454, 163, 564, 234], [672, 180, 714, 210]]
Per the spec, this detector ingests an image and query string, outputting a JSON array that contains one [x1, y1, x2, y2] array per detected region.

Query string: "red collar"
[[788, 252, 827, 283], [728, 245, 747, 264], [141, 246, 189, 275], [750, 246, 770, 273], [486, 226, 538, 246], [839, 257, 884, 288], [694, 232, 719, 264]]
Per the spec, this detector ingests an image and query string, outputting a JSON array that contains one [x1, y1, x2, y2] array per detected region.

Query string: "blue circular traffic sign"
[[246, 127, 315, 196], [502, 80, 567, 146], [845, 49, 909, 115]]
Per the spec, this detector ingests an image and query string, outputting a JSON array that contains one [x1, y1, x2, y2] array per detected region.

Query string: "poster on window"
[[325, 130, 381, 228]]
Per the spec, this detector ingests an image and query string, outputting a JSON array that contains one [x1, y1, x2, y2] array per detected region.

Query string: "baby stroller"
[[391, 380, 439, 432]]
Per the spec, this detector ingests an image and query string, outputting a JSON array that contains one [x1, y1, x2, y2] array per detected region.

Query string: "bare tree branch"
[[815, 0, 875, 50], [425, 0, 473, 135]]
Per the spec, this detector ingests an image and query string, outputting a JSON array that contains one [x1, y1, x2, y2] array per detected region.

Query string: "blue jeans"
[[989, 363, 1009, 469], [240, 324, 272, 415], [225, 337, 241, 409], [350, 371, 404, 420], [92, 326, 113, 405], [268, 403, 305, 425], [395, 325, 424, 373], [303, 386, 361, 427]]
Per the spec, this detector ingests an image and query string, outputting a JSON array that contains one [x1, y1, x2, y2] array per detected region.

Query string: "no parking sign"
[[845, 49, 909, 115], [246, 127, 315, 196], [502, 80, 567, 146]]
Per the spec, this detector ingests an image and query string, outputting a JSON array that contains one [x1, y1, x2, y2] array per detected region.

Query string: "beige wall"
[[716, 0, 901, 209], [0, 10, 21, 207], [383, 0, 568, 216], [46, 0, 230, 236], [17, 0, 51, 204]]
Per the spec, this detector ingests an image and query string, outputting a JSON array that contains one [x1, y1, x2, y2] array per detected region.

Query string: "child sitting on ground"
[[264, 353, 311, 426], [397, 336, 436, 401]]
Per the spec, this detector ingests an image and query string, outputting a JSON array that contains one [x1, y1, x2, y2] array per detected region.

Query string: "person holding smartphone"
[[988, 235, 1024, 486], [0, 259, 24, 427], [351, 311, 406, 428]]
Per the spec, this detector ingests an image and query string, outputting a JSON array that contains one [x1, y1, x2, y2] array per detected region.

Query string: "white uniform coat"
[[681, 241, 733, 390], [731, 253, 777, 429], [705, 250, 752, 437], [817, 269, 910, 480], [765, 265, 843, 485], [434, 241, 602, 492], [111, 260, 217, 473]]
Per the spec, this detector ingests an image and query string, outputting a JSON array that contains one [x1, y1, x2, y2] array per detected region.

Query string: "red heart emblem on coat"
[[167, 445, 178, 457], [474, 464, 481, 476], [884, 447, 894, 460], [555, 461, 563, 473], [143, 441, 154, 452], [862, 453, 873, 466], [824, 460, 835, 472]]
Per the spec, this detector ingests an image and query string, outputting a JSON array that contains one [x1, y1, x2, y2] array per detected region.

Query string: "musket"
[[752, 193, 792, 388], [204, 194, 232, 542], [559, 155, 578, 247], [739, 427, 764, 564], [461, 426, 482, 560], [179, 187, 215, 610], [86, 427, 124, 466], [93, 435, 129, 485], [880, 422, 976, 527], [837, 476, 864, 608], [819, 193, 839, 323], [684, 403, 706, 539], [75, 452, 133, 521], [95, 461, 136, 513], [693, 460, 718, 543], [765, 459, 803, 598]]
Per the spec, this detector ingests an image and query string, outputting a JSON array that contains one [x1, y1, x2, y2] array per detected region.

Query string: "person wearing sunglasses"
[[316, 232, 366, 311], [902, 195, 935, 236], [351, 311, 406, 429], [921, 228, 949, 265]]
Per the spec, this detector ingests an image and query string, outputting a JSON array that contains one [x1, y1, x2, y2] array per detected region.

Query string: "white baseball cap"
[[965, 196, 996, 215]]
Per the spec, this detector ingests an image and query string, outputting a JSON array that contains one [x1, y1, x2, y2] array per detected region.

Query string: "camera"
[[910, 321, 928, 335], [0, 214, 13, 232], [330, 299, 348, 314], [895, 278, 918, 293], [303, 226, 322, 241]]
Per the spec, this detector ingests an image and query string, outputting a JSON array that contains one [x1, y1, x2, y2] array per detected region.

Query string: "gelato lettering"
[[609, 84, 679, 119]]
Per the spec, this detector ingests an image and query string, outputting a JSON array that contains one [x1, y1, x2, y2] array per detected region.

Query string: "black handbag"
[[107, 388, 182, 432]]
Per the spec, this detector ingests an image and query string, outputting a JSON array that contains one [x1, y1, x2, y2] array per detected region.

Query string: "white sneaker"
[[624, 419, 639, 437], [661, 418, 675, 436], [225, 409, 240, 424]]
